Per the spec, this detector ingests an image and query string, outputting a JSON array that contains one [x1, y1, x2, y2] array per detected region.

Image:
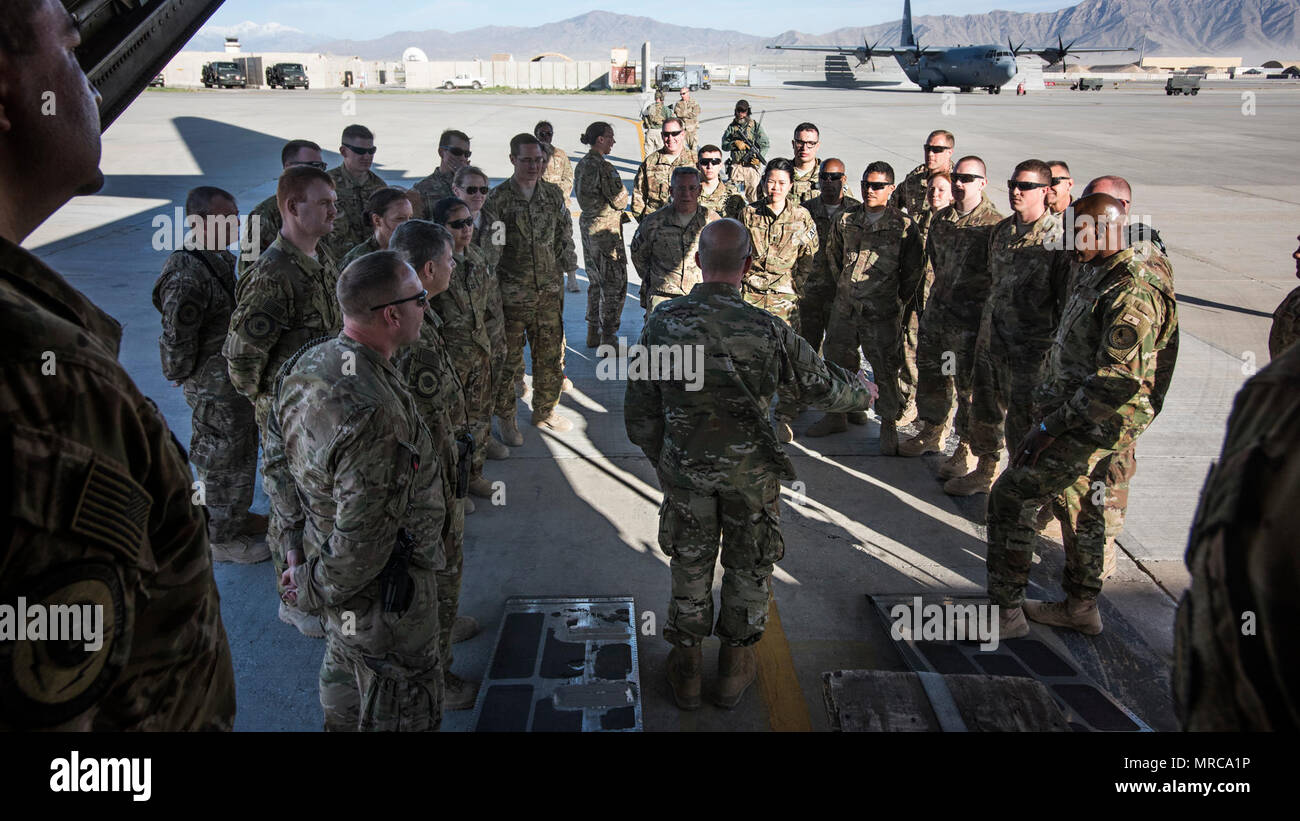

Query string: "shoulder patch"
[[245, 312, 276, 340], [1108, 324, 1139, 352], [412, 365, 440, 398], [176, 301, 202, 327]]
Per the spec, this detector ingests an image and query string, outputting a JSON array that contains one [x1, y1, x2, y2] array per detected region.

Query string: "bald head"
[[697, 219, 753, 284], [1082, 175, 1132, 213], [1071, 193, 1127, 262]]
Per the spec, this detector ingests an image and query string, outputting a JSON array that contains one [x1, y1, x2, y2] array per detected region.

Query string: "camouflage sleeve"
[[154, 256, 209, 382], [1268, 287, 1300, 359], [605, 161, 629, 211], [794, 211, 819, 292], [623, 323, 665, 463], [223, 270, 290, 403], [555, 194, 578, 273], [631, 161, 649, 219], [1042, 281, 1167, 437], [629, 217, 652, 279], [826, 213, 847, 289], [898, 219, 924, 303], [560, 153, 575, 200], [776, 319, 874, 413], [754, 122, 770, 153]]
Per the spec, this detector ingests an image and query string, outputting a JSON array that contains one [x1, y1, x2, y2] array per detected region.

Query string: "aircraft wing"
[[766, 44, 924, 58]]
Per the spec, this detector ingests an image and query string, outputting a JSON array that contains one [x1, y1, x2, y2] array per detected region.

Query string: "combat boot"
[[566, 271, 580, 293], [715, 643, 757, 709], [211, 534, 270, 564], [532, 410, 573, 432], [846, 411, 870, 425], [485, 437, 510, 460], [999, 605, 1029, 639], [451, 615, 480, 644], [774, 419, 793, 443], [943, 454, 999, 496], [469, 475, 494, 498], [562, 375, 574, 393], [1101, 538, 1118, 581], [805, 412, 847, 437], [898, 421, 947, 457], [444, 671, 481, 710], [1023, 595, 1102, 635], [1036, 505, 1062, 542], [938, 440, 975, 479], [241, 511, 269, 536], [498, 415, 524, 447], [586, 325, 600, 348], [666, 645, 703, 710], [878, 420, 899, 456], [278, 601, 324, 639]]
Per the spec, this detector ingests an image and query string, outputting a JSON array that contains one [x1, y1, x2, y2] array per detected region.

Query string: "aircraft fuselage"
[[898, 45, 1018, 92]]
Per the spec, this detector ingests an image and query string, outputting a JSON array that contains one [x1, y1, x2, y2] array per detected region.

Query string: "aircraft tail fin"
[[901, 0, 916, 47]]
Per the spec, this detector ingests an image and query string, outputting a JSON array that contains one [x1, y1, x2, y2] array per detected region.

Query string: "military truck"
[[1073, 76, 1104, 91], [1166, 75, 1202, 95], [266, 63, 309, 89], [202, 61, 246, 88]]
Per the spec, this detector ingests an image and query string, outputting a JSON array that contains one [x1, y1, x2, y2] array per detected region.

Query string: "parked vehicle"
[[266, 63, 309, 89], [1072, 76, 1103, 90], [147, 73, 164, 88], [442, 74, 486, 90], [202, 61, 246, 88], [1166, 75, 1202, 95]]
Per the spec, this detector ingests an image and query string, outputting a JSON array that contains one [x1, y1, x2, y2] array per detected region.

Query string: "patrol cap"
[[735, 99, 751, 112]]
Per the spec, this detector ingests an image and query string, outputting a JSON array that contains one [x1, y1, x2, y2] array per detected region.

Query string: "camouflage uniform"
[[674, 97, 701, 149], [889, 162, 948, 217], [800, 193, 861, 353], [575, 149, 631, 340], [822, 205, 916, 423], [278, 333, 446, 732], [642, 98, 671, 153], [152, 249, 258, 542], [432, 245, 495, 481], [789, 164, 819, 205], [1174, 342, 1300, 731], [474, 207, 512, 420], [898, 206, 942, 409], [0, 237, 235, 731], [698, 179, 745, 219], [624, 282, 874, 647], [483, 178, 578, 420], [914, 196, 1003, 436], [630, 205, 719, 315], [1269, 284, 1300, 359], [224, 236, 342, 585], [542, 144, 575, 199], [412, 168, 455, 221], [967, 211, 1070, 457], [242, 193, 281, 267], [632, 148, 698, 222], [324, 166, 388, 260], [986, 246, 1177, 608], [721, 117, 769, 200], [395, 310, 468, 673], [339, 234, 381, 271]]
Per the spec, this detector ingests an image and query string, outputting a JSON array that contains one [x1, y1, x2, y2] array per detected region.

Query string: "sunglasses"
[[1050, 176, 1072, 185], [343, 143, 377, 156], [536, 132, 553, 140], [445, 217, 474, 230], [924, 144, 952, 153], [819, 172, 844, 181], [862, 181, 892, 190], [459, 185, 490, 195], [1007, 180, 1049, 191], [371, 288, 428, 312], [952, 173, 984, 183], [290, 160, 328, 170], [662, 129, 683, 138], [442, 146, 472, 158], [698, 158, 723, 166]]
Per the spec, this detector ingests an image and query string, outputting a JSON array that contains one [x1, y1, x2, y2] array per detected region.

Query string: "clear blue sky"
[[202, 1, 1078, 40]]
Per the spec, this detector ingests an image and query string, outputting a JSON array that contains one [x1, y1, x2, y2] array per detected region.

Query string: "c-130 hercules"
[[766, 0, 1134, 94]]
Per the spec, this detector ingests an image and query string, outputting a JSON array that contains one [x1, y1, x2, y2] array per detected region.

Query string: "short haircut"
[[341, 124, 374, 143], [670, 166, 701, 186], [534, 120, 554, 135], [580, 121, 613, 146], [431, 197, 471, 224], [509, 133, 542, 157], [281, 139, 322, 167], [698, 219, 752, 274], [0, 0, 43, 56], [1083, 174, 1132, 201], [954, 155, 987, 175], [662, 117, 684, 132], [927, 129, 955, 146], [336, 250, 408, 318], [698, 144, 723, 157], [363, 187, 411, 227], [864, 161, 895, 183], [454, 165, 489, 188], [440, 129, 471, 148], [185, 186, 236, 217], [1048, 160, 1071, 175], [794, 122, 819, 137], [390, 219, 452, 272], [1013, 159, 1052, 183], [765, 157, 795, 180], [927, 170, 952, 186], [276, 166, 334, 213]]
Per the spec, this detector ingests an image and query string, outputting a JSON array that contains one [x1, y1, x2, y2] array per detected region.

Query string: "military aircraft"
[[766, 0, 1134, 94]]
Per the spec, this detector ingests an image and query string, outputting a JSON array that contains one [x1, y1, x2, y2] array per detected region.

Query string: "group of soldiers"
[[3, 0, 1297, 732]]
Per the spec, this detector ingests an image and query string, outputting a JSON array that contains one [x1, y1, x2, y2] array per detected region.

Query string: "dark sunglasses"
[[290, 160, 328, 171], [698, 158, 723, 166], [442, 146, 472, 158], [444, 217, 474, 230], [924, 144, 952, 153], [662, 129, 683, 138], [952, 173, 984, 183], [459, 185, 490, 195], [862, 180, 892, 190], [1050, 176, 1072, 185], [819, 172, 844, 181], [536, 132, 553, 139], [371, 288, 428, 312], [1008, 180, 1049, 191], [343, 143, 377, 156]]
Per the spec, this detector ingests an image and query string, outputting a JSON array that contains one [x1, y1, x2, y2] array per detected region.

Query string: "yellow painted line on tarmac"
[[755, 597, 812, 732]]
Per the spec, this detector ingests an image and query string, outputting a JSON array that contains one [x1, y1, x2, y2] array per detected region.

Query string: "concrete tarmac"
[[27, 82, 1298, 731]]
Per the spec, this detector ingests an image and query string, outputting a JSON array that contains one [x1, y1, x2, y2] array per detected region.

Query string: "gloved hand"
[[734, 140, 748, 151]]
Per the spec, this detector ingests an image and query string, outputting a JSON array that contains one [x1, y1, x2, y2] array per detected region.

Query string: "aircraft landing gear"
[[920, 83, 934, 92], [989, 85, 1002, 94]]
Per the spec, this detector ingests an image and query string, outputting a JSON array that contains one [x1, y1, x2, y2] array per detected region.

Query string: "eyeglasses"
[[698, 158, 723, 166], [793, 140, 819, 148], [1050, 176, 1072, 185], [924, 144, 952, 153], [952, 173, 984, 183], [536, 132, 553, 140], [441, 146, 472, 158], [1007, 180, 1049, 191], [445, 217, 474, 230], [662, 129, 683, 138], [819, 172, 844, 181], [370, 288, 428, 312], [290, 160, 328, 170], [862, 181, 892, 190], [459, 185, 490, 195], [343, 143, 377, 156]]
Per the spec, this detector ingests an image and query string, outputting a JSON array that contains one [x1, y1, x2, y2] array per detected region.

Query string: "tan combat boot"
[[999, 605, 1029, 639], [715, 643, 757, 709], [666, 645, 703, 710], [586, 325, 600, 347], [485, 437, 510, 460], [938, 440, 975, 480], [566, 270, 581, 292], [898, 421, 947, 457], [898, 400, 918, 426], [278, 601, 324, 638], [498, 415, 524, 446], [469, 475, 494, 498], [943, 454, 999, 496], [774, 419, 794, 443], [451, 615, 480, 644], [1023, 595, 1103, 635], [444, 671, 481, 710], [532, 410, 573, 432], [1101, 538, 1118, 581], [878, 420, 899, 456], [805, 412, 847, 437], [211, 534, 270, 564], [846, 411, 870, 425]]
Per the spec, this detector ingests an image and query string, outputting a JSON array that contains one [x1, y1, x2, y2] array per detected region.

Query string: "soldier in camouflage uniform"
[[413, 129, 472, 220], [642, 90, 671, 154], [897, 171, 954, 424], [323, 124, 388, 260], [633, 117, 697, 222], [277, 252, 447, 730], [811, 162, 917, 453], [947, 160, 1070, 497], [484, 134, 579, 434], [889, 129, 954, 217], [721, 100, 768, 202], [738, 158, 820, 442], [575, 122, 631, 347], [1269, 236, 1300, 357], [800, 158, 860, 355], [625, 219, 876, 710], [789, 123, 822, 205], [987, 194, 1178, 638], [339, 186, 414, 270], [696, 145, 745, 218], [631, 166, 720, 316], [153, 186, 264, 563], [535, 121, 574, 199], [241, 139, 325, 267], [0, 0, 235, 730], [674, 87, 701, 150], [900, 157, 1003, 474], [1174, 340, 1300, 731], [224, 166, 342, 637]]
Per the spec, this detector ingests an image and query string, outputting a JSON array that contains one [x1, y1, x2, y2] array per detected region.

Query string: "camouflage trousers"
[[182, 354, 258, 542], [644, 129, 664, 154], [437, 498, 467, 668], [255, 397, 298, 591], [450, 351, 494, 477], [986, 435, 1123, 607], [915, 311, 979, 436], [743, 288, 802, 421], [798, 284, 836, 355], [968, 338, 1049, 457], [320, 635, 443, 732], [581, 228, 628, 341], [825, 299, 904, 422], [728, 164, 760, 201], [502, 289, 565, 418], [659, 479, 782, 648], [898, 289, 929, 410]]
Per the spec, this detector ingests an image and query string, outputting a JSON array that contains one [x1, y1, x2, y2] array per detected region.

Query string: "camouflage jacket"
[[630, 205, 719, 302], [279, 333, 445, 665], [412, 167, 455, 220], [802, 193, 861, 297], [1269, 283, 1300, 359], [624, 282, 874, 503], [472, 207, 507, 355], [1175, 341, 1300, 731], [720, 117, 769, 167], [740, 199, 819, 298], [483, 177, 578, 304], [0, 237, 235, 730], [152, 249, 238, 383], [396, 309, 468, 505], [632, 148, 698, 220], [542, 145, 574, 199], [924, 195, 1004, 326], [242, 193, 281, 268], [472, 205, 504, 273], [224, 235, 342, 423], [889, 161, 949, 217], [674, 98, 701, 130], [698, 179, 745, 219], [980, 210, 1070, 354], [324, 165, 388, 259], [1037, 247, 1179, 449], [643, 100, 671, 130], [574, 149, 629, 239], [433, 245, 495, 367], [790, 164, 820, 205], [339, 234, 381, 271], [826, 204, 915, 316]]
